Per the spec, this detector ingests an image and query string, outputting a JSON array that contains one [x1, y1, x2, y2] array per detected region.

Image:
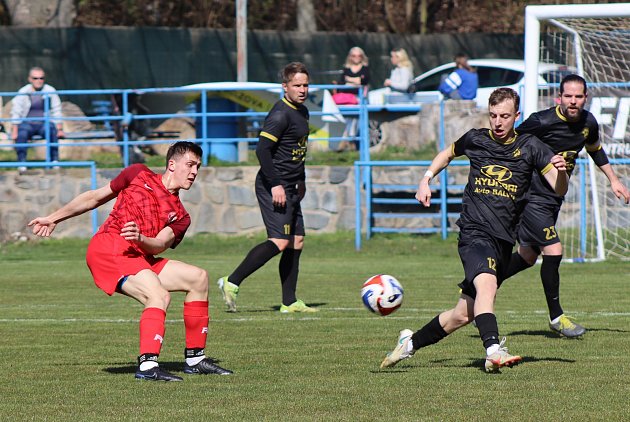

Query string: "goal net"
[[524, 4, 630, 261]]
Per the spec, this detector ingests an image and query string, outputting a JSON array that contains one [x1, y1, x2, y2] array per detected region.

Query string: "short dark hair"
[[560, 74, 587, 95], [166, 141, 203, 166], [488, 87, 520, 112], [280, 62, 309, 84]]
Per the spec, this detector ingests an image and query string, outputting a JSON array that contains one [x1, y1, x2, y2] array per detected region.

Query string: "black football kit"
[[255, 97, 309, 238], [451, 128, 556, 297], [516, 106, 600, 247]]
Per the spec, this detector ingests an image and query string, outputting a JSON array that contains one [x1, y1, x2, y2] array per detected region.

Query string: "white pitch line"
[[2, 310, 630, 324]]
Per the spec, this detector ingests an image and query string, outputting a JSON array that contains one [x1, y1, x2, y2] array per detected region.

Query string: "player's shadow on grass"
[[375, 355, 576, 374], [468, 356, 575, 372], [582, 327, 628, 334], [103, 357, 227, 375], [468, 330, 576, 339]]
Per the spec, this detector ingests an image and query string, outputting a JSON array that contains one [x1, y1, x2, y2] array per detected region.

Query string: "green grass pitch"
[[1, 232, 629, 421]]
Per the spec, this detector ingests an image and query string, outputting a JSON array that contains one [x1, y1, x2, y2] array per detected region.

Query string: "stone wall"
[[0, 165, 361, 241]]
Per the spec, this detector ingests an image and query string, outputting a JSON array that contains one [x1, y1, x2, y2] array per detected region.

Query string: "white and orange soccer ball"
[[361, 274, 404, 316]]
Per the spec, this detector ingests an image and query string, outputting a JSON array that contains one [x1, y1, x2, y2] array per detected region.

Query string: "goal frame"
[[524, 3, 630, 118]]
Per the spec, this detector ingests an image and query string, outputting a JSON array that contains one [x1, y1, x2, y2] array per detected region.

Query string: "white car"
[[368, 59, 575, 108]]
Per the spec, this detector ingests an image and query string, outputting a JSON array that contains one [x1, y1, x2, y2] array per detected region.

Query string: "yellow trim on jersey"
[[488, 129, 517, 145], [282, 97, 298, 110], [555, 105, 568, 122], [540, 163, 554, 176], [585, 143, 601, 152], [260, 131, 278, 142], [450, 142, 458, 157]]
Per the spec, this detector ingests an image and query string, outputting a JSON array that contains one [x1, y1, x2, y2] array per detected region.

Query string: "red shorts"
[[86, 232, 168, 296]]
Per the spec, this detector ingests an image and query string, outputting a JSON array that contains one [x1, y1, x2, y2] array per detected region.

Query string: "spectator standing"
[[336, 46, 370, 151], [28, 142, 233, 381], [11, 67, 64, 172], [438, 54, 479, 101], [383, 48, 414, 93]]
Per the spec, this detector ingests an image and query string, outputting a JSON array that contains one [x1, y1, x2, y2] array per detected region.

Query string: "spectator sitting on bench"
[[11, 67, 64, 172]]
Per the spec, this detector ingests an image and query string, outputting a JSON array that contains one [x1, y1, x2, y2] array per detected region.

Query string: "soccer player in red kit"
[[29, 141, 232, 381]]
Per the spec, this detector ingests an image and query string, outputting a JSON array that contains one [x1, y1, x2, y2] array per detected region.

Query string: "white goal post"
[[524, 3, 630, 117], [524, 4, 630, 261]]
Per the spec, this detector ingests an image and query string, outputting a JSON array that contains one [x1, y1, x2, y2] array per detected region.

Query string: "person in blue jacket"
[[439, 54, 478, 101]]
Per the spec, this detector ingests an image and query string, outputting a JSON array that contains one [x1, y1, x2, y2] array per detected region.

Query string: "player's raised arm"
[[28, 184, 116, 237], [415, 147, 455, 207]]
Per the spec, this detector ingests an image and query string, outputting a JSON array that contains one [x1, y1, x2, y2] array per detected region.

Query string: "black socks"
[[410, 315, 448, 350], [475, 313, 500, 349], [229, 240, 281, 286], [279, 248, 302, 306], [503, 251, 534, 280], [541, 254, 563, 321]]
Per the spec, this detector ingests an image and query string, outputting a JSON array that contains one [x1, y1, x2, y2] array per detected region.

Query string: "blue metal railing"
[[0, 84, 375, 167], [354, 160, 469, 250]]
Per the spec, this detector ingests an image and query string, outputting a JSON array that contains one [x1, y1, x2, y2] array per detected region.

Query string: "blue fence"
[[0, 84, 381, 166]]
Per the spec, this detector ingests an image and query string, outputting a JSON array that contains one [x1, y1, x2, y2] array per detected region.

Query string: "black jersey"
[[517, 106, 599, 203], [454, 128, 556, 244], [257, 97, 309, 185], [338, 65, 370, 96]]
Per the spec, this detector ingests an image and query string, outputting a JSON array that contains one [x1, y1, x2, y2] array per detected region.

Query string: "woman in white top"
[[384, 48, 413, 93]]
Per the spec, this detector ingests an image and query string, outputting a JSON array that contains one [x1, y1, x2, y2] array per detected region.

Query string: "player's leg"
[[501, 203, 542, 282], [540, 243, 585, 337], [473, 273, 522, 372], [502, 244, 538, 281], [380, 294, 474, 369], [519, 202, 585, 337], [459, 230, 521, 372], [217, 175, 286, 311], [158, 260, 232, 375], [278, 196, 316, 313], [118, 269, 182, 381]]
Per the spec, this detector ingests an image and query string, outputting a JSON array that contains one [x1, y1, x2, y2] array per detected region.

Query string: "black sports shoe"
[[135, 367, 183, 382], [183, 358, 233, 375]]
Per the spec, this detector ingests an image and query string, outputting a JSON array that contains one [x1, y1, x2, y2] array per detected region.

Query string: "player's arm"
[[586, 143, 630, 204], [28, 184, 117, 237], [598, 163, 630, 204], [257, 136, 286, 207], [415, 146, 455, 207], [542, 154, 569, 197], [120, 222, 175, 255]]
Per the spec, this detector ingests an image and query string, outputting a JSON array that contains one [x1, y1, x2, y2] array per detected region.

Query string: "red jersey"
[[98, 164, 191, 251]]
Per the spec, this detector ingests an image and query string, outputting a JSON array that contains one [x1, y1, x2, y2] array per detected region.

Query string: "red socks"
[[184, 301, 209, 349], [138, 302, 208, 360], [139, 307, 166, 356]]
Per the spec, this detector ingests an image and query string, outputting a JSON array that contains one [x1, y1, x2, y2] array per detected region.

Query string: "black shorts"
[[517, 201, 561, 248], [457, 227, 513, 299], [255, 173, 305, 239]]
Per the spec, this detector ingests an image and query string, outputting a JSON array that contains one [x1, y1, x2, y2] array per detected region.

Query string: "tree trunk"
[[419, 0, 428, 34], [5, 0, 75, 27], [297, 0, 317, 33]]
